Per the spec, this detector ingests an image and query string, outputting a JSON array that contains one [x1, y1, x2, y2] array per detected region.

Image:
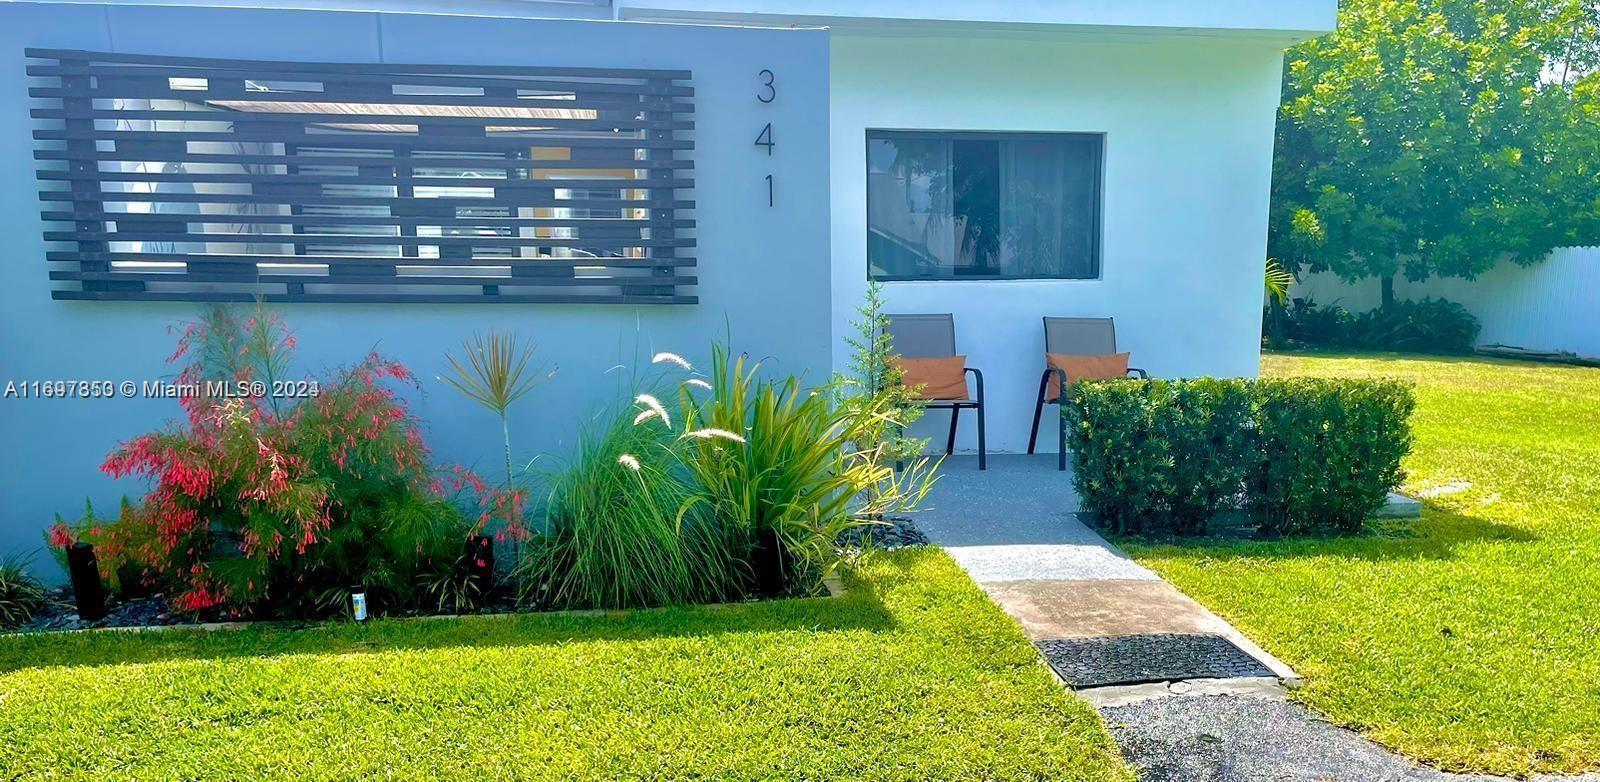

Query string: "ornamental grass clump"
[[523, 328, 938, 610], [677, 342, 933, 592], [0, 555, 48, 630], [51, 306, 477, 618], [521, 399, 739, 610]]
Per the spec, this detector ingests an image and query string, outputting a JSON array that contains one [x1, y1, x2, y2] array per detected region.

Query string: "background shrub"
[[1266, 296, 1481, 354], [1250, 378, 1414, 536], [1346, 298, 1481, 354], [1066, 380, 1253, 536], [1064, 377, 1413, 537]]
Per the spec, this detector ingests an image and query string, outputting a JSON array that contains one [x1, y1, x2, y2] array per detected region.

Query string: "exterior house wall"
[[1296, 247, 1600, 360], [0, 2, 832, 561], [828, 34, 1287, 454], [0, 0, 1325, 562]]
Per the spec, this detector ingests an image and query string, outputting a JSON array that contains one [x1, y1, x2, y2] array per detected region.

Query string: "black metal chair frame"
[[885, 314, 987, 471], [1027, 317, 1147, 471]]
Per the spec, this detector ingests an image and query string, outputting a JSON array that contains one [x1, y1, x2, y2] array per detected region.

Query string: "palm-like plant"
[[441, 332, 554, 549], [1265, 258, 1294, 305]]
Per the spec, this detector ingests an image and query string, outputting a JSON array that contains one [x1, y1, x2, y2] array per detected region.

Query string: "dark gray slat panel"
[[42, 211, 694, 230], [33, 129, 692, 151], [48, 250, 696, 267], [35, 150, 693, 171], [32, 108, 693, 133], [27, 86, 691, 113], [53, 289, 698, 305], [25, 64, 688, 96], [47, 230, 695, 249], [25, 49, 692, 81], [32, 52, 695, 305], [37, 171, 695, 190], [38, 191, 695, 210], [23, 81, 688, 101], [52, 270, 697, 287], [25, 89, 688, 115]]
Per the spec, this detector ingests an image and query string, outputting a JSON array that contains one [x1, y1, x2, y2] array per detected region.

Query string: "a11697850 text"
[[2, 379, 321, 400]]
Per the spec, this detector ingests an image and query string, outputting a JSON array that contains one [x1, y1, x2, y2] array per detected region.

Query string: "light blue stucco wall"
[[0, 3, 832, 568]]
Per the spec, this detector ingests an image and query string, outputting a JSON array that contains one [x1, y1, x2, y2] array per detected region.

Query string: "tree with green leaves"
[[1271, 0, 1600, 304]]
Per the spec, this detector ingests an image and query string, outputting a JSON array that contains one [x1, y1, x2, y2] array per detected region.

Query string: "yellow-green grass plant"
[[673, 343, 932, 592]]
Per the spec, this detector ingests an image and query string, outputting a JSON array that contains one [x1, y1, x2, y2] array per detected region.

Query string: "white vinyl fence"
[[1296, 246, 1600, 360]]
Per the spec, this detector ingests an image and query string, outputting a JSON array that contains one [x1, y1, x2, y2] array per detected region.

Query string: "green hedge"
[[1064, 377, 1414, 536]]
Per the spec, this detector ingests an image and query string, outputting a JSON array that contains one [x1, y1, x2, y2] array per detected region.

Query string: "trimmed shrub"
[[1064, 377, 1414, 537], [1250, 378, 1414, 535], [1065, 379, 1253, 536]]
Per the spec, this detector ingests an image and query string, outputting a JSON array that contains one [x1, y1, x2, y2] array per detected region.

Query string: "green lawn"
[[1129, 351, 1600, 776], [0, 549, 1130, 781]]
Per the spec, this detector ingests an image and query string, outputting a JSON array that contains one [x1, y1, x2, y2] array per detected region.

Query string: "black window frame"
[[865, 129, 1106, 283]]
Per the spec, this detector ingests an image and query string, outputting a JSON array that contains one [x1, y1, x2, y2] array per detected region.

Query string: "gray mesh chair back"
[[1043, 317, 1118, 355], [886, 314, 958, 359], [881, 313, 985, 470]]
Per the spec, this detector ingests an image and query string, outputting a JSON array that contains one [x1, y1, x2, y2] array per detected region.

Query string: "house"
[[0, 0, 1336, 558]]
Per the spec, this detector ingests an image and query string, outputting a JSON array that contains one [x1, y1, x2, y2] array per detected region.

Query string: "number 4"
[[755, 122, 774, 155]]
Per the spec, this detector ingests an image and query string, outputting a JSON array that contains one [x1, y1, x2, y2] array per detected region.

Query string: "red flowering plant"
[[436, 465, 533, 545], [51, 306, 476, 618]]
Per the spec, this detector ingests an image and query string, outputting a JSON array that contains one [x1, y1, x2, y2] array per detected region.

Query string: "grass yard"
[[0, 549, 1130, 781], [1129, 352, 1600, 776]]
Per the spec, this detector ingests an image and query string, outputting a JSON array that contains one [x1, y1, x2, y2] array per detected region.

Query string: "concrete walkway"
[[917, 455, 1296, 682], [917, 455, 1595, 782]]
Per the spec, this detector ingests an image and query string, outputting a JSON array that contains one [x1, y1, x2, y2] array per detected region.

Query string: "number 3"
[[757, 69, 775, 103]]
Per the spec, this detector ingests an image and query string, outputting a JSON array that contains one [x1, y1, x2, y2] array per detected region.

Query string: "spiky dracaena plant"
[[441, 332, 553, 562], [441, 332, 554, 492]]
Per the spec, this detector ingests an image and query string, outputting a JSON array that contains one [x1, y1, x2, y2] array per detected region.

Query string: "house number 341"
[[757, 69, 774, 206]]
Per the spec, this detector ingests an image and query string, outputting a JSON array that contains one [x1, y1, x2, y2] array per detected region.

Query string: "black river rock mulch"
[[837, 516, 929, 550]]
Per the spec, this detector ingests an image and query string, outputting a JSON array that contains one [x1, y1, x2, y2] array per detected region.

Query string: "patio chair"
[[885, 314, 987, 470], [1028, 317, 1148, 471]]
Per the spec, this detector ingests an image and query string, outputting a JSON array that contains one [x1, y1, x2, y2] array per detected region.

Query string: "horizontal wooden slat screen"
[[27, 48, 696, 304]]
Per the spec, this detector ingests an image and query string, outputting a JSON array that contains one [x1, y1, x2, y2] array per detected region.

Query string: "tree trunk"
[[1380, 275, 1396, 308]]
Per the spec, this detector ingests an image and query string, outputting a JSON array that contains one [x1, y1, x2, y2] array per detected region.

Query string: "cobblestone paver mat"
[[1036, 633, 1275, 688]]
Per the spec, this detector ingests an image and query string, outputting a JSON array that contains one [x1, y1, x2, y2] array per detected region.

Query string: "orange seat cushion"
[[1045, 352, 1131, 401], [893, 356, 970, 400]]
